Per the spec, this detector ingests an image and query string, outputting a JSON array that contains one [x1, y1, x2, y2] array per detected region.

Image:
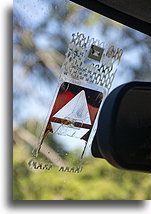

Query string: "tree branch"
[[14, 128, 67, 167]]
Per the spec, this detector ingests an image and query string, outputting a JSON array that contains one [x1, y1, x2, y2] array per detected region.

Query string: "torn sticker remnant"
[[43, 82, 103, 141]]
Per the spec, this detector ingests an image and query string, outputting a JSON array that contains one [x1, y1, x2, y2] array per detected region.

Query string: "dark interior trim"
[[71, 0, 151, 36]]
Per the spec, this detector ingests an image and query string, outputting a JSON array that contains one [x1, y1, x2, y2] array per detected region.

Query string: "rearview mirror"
[[92, 82, 151, 173]]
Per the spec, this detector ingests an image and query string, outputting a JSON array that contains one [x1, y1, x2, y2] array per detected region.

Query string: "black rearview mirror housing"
[[92, 82, 151, 173]]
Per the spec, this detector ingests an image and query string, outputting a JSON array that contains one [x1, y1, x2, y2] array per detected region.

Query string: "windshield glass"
[[13, 0, 151, 200]]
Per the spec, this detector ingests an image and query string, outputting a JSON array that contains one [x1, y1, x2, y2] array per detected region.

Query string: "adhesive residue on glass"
[[28, 32, 123, 173]]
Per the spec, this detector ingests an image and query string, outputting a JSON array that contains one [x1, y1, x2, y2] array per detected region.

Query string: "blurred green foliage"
[[13, 120, 151, 200]]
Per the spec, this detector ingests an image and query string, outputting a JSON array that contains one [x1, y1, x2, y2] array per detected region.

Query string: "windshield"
[[13, 0, 151, 200]]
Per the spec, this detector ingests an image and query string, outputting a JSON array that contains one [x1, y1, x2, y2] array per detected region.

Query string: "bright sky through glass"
[[13, 0, 151, 150]]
